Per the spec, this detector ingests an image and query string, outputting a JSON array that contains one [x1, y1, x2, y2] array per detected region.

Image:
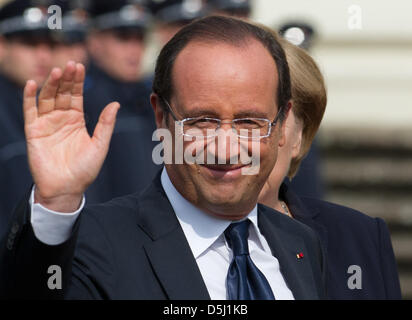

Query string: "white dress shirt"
[[30, 186, 83, 245], [160, 169, 293, 300], [30, 168, 294, 299]]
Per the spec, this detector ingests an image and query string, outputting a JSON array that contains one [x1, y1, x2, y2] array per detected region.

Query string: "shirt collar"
[[160, 167, 260, 258]]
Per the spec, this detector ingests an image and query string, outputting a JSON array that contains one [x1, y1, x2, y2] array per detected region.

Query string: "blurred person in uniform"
[[51, 0, 89, 69], [83, 0, 160, 204], [142, 0, 207, 75], [278, 21, 325, 199], [148, 0, 208, 46], [207, 0, 251, 19], [0, 0, 55, 238]]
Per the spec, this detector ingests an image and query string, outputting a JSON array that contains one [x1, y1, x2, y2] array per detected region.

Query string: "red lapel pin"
[[296, 252, 304, 259]]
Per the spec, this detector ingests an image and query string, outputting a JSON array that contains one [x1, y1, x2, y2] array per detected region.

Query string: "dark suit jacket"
[[1, 174, 327, 300], [279, 183, 402, 299], [0, 73, 33, 239]]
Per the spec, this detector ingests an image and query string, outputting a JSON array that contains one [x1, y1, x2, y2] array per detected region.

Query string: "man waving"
[[1, 16, 326, 300]]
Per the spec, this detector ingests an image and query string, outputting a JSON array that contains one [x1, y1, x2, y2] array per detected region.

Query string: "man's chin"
[[201, 194, 255, 220], [200, 185, 252, 211]]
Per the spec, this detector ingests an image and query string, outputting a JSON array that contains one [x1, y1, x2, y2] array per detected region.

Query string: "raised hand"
[[24, 61, 119, 212]]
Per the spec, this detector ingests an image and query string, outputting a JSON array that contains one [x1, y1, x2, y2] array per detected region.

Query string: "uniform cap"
[[89, 0, 151, 32], [51, 0, 89, 44], [148, 0, 208, 24], [207, 0, 251, 16], [279, 21, 315, 50], [0, 0, 52, 36]]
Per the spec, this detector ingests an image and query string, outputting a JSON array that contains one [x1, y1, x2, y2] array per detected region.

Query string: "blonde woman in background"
[[259, 36, 402, 299]]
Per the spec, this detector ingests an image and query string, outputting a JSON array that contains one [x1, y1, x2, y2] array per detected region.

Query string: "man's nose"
[[207, 125, 240, 164], [35, 44, 53, 61]]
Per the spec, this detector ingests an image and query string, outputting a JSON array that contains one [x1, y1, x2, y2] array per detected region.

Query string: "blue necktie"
[[225, 219, 275, 300]]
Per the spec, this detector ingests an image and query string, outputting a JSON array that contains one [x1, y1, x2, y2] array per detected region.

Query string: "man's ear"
[[278, 101, 292, 147], [150, 93, 166, 129]]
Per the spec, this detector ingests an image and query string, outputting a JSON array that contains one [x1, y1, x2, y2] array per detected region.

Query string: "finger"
[[71, 63, 85, 112], [55, 61, 77, 110], [92, 102, 120, 151], [23, 80, 38, 125], [38, 68, 62, 115]]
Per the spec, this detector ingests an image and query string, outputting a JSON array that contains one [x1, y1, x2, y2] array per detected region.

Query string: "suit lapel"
[[137, 173, 210, 300], [258, 207, 320, 299], [143, 229, 210, 300], [294, 215, 328, 255], [280, 183, 328, 254]]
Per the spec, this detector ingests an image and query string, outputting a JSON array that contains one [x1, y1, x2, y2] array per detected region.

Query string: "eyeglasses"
[[159, 95, 282, 140]]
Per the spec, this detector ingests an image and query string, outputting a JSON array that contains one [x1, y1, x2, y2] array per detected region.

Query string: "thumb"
[[92, 102, 120, 150]]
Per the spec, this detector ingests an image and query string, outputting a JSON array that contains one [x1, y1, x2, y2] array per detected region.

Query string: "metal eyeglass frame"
[[158, 95, 282, 140]]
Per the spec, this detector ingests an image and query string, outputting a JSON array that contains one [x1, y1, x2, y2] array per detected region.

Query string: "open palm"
[[24, 61, 119, 211]]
